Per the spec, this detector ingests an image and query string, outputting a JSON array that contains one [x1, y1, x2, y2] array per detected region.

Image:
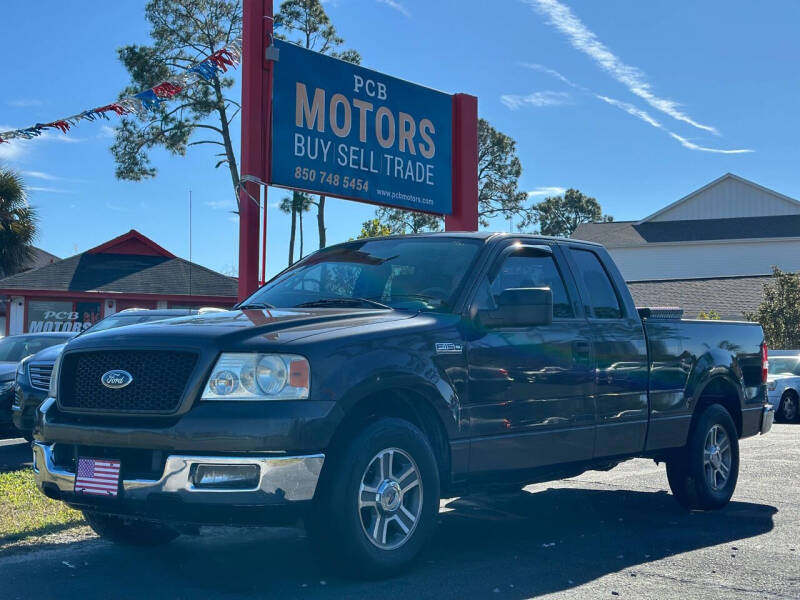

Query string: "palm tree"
[[0, 167, 37, 277], [279, 191, 313, 266], [279, 195, 298, 267]]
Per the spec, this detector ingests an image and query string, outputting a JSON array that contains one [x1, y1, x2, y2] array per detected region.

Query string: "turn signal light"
[[761, 343, 768, 384]]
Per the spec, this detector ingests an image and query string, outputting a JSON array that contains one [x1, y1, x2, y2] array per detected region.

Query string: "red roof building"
[[0, 230, 237, 335]]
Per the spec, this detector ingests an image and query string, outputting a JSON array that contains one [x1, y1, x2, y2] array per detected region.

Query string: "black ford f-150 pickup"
[[33, 233, 774, 576]]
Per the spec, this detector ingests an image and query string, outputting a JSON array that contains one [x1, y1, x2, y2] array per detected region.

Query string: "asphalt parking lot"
[[0, 425, 797, 599]]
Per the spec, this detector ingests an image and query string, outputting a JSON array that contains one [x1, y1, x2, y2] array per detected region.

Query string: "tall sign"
[[271, 40, 453, 215], [238, 1, 478, 300]]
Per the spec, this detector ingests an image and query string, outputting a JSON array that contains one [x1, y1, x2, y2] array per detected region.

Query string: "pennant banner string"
[[0, 40, 242, 145]]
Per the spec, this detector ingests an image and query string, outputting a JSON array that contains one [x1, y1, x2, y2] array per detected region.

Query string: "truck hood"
[[67, 307, 418, 350]]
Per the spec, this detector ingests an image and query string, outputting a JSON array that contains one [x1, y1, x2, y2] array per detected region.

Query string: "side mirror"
[[478, 287, 553, 328]]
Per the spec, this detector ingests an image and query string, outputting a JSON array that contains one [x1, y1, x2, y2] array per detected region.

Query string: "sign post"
[[238, 0, 272, 301], [238, 0, 478, 301]]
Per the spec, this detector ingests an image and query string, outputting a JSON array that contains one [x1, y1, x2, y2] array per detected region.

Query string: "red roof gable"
[[86, 229, 176, 258]]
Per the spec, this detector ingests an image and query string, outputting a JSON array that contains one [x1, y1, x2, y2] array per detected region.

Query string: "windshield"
[[0, 335, 72, 362], [246, 238, 484, 312], [83, 313, 184, 334], [768, 357, 800, 376]]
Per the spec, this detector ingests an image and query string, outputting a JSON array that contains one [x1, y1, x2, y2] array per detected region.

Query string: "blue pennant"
[[188, 60, 218, 81], [134, 89, 165, 110]]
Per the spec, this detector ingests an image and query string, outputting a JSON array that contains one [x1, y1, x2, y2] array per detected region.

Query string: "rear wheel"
[[666, 404, 739, 510], [308, 417, 440, 578], [777, 391, 798, 422], [82, 511, 179, 546]]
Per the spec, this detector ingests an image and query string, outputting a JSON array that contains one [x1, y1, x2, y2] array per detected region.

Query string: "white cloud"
[[7, 99, 43, 108], [500, 91, 570, 109], [524, 0, 719, 135], [28, 186, 74, 194], [596, 95, 753, 154], [205, 199, 232, 210], [23, 170, 60, 181], [105, 202, 129, 212], [528, 186, 566, 197], [377, 0, 410, 17], [519, 62, 582, 89], [98, 125, 116, 139]]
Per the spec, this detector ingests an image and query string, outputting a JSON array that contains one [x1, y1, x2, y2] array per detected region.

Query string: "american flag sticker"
[[74, 458, 121, 496]]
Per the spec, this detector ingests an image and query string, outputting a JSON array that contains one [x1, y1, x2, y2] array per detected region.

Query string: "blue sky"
[[2, 0, 799, 279]]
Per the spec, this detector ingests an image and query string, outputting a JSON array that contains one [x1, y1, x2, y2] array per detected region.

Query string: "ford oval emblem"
[[101, 370, 133, 390]]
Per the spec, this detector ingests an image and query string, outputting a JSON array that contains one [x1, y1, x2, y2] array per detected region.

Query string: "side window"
[[476, 249, 574, 318], [569, 249, 623, 319]]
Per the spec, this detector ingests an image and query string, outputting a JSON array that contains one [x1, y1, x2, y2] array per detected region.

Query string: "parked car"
[[32, 233, 772, 577], [11, 309, 220, 439], [0, 332, 76, 432], [767, 352, 800, 422]]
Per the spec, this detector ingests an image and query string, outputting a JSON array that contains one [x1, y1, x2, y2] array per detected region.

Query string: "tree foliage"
[[279, 191, 313, 266], [477, 118, 531, 228], [363, 118, 529, 235], [111, 0, 243, 202], [744, 267, 800, 349], [0, 167, 37, 277], [276, 0, 360, 249], [357, 218, 393, 239], [535, 188, 613, 238], [697, 309, 721, 320]]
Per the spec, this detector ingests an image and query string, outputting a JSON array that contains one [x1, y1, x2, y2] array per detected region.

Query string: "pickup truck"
[[32, 233, 774, 576]]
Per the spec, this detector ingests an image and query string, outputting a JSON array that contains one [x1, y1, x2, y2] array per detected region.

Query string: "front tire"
[[309, 417, 440, 578], [82, 511, 179, 546], [777, 391, 799, 422], [666, 404, 739, 510]]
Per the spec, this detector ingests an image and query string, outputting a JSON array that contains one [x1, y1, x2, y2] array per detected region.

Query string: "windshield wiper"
[[236, 302, 275, 310], [294, 297, 392, 309]]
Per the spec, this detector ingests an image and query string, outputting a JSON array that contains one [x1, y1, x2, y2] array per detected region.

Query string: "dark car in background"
[[11, 309, 221, 439], [0, 332, 77, 434]]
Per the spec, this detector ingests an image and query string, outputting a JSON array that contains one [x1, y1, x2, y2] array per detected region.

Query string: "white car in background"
[[767, 351, 800, 422]]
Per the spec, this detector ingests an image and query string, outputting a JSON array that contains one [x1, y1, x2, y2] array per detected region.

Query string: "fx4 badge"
[[435, 342, 463, 354]]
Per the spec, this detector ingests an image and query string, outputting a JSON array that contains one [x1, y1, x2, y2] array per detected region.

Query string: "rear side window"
[[570, 249, 623, 319]]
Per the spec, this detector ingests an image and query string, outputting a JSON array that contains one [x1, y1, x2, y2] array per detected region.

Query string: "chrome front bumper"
[[32, 442, 324, 505], [760, 405, 775, 435]]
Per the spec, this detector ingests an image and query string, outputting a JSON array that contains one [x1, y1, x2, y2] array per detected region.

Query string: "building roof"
[[627, 275, 770, 320], [0, 230, 237, 299], [573, 214, 800, 248], [640, 173, 800, 223], [23, 247, 60, 271]]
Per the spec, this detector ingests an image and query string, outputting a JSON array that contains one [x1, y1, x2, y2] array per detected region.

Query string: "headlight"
[[202, 353, 309, 401], [0, 380, 14, 395], [49, 354, 63, 398], [767, 380, 777, 391]]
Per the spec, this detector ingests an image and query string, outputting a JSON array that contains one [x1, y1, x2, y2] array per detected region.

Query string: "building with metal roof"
[[573, 174, 799, 319]]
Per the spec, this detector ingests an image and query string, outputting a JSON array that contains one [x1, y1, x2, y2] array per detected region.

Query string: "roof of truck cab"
[[352, 231, 603, 246]]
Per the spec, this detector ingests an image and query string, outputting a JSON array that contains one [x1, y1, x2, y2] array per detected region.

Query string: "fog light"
[[192, 464, 260, 489]]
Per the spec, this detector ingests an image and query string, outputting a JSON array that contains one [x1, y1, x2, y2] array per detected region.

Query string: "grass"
[[0, 468, 88, 551]]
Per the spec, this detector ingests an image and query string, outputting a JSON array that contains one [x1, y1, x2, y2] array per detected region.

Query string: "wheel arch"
[[324, 375, 456, 491], [690, 373, 743, 437]]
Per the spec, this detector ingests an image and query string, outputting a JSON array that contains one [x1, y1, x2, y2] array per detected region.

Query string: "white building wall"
[[648, 177, 800, 221], [610, 238, 800, 281], [103, 299, 117, 318]]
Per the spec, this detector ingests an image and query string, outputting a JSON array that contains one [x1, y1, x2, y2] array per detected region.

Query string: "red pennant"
[[208, 48, 237, 72], [94, 103, 129, 116], [152, 82, 184, 98], [46, 120, 71, 133]]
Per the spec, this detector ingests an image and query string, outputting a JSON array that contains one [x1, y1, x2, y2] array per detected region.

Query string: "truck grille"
[[58, 350, 198, 414], [29, 362, 54, 391]]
